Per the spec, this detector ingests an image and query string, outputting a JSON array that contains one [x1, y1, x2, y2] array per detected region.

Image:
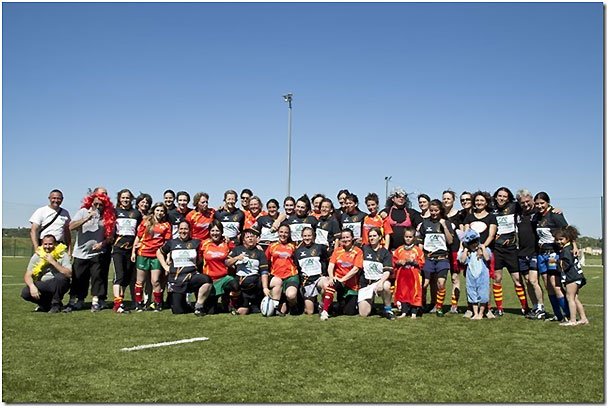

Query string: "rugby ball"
[[260, 296, 275, 317]]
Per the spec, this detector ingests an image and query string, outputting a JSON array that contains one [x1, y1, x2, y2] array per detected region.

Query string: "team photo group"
[[24, 185, 588, 327]]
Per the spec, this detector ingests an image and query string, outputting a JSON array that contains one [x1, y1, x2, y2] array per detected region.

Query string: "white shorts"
[[302, 276, 322, 298], [357, 281, 381, 303]]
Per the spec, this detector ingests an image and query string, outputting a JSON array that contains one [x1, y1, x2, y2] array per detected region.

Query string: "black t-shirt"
[[559, 244, 585, 285], [315, 216, 341, 251], [446, 212, 462, 252], [534, 209, 568, 252], [228, 245, 269, 277], [160, 238, 201, 277], [254, 215, 280, 247], [516, 209, 537, 256], [294, 243, 328, 277], [361, 245, 393, 281], [286, 214, 318, 243], [463, 212, 498, 248], [113, 208, 142, 250]]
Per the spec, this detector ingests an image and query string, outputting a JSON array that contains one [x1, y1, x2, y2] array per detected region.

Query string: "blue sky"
[[2, 2, 603, 238]]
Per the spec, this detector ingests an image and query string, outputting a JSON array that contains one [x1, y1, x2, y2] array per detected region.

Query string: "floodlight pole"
[[384, 176, 392, 202], [283, 93, 293, 197]]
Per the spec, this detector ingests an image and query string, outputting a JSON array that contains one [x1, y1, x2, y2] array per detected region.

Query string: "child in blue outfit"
[[458, 229, 493, 320]]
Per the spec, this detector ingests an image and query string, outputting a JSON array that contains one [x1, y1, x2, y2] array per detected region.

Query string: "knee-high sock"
[[548, 294, 563, 320], [492, 283, 503, 310], [451, 287, 460, 307], [558, 296, 570, 319], [514, 284, 528, 310], [134, 283, 143, 304], [435, 288, 446, 309], [322, 286, 335, 312]]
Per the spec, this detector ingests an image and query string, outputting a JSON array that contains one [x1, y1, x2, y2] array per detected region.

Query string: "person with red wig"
[[64, 192, 116, 312]]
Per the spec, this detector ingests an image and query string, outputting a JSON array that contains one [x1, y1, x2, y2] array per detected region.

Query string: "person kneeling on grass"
[[320, 229, 363, 321], [21, 235, 72, 313], [225, 227, 269, 315], [157, 221, 211, 315], [458, 229, 493, 320], [357, 228, 395, 320], [264, 225, 300, 316]]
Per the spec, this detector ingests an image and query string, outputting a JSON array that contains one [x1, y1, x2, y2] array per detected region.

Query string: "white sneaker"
[[463, 310, 473, 318], [320, 310, 329, 321], [450, 306, 459, 314]]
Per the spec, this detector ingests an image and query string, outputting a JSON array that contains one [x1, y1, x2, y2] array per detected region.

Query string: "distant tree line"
[[2, 228, 30, 239]]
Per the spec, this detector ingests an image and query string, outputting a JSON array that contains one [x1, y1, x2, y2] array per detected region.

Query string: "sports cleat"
[[194, 307, 206, 317], [545, 315, 561, 322], [320, 310, 329, 321], [449, 306, 459, 314], [48, 305, 61, 314], [115, 305, 130, 314], [463, 310, 473, 318], [98, 300, 108, 310], [496, 309, 504, 317], [34, 305, 49, 312], [91, 303, 101, 313], [428, 306, 437, 314], [436, 310, 445, 317], [72, 299, 84, 311], [134, 304, 145, 313], [152, 302, 162, 312]]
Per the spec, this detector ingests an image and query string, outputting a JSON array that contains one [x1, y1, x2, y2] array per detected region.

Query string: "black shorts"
[[493, 247, 519, 273], [422, 259, 449, 280], [517, 255, 537, 274]]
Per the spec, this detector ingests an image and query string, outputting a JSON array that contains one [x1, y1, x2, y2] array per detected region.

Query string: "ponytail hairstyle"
[[81, 192, 116, 238], [296, 194, 311, 213]]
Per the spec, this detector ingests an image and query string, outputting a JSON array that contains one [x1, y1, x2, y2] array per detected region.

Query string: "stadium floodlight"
[[283, 93, 293, 197], [384, 176, 392, 201]]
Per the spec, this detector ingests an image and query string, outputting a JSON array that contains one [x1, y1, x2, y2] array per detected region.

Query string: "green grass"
[[2, 257, 604, 403]]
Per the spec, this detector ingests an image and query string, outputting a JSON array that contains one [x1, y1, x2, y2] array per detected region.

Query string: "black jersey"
[[255, 215, 280, 246], [534, 208, 568, 252], [294, 243, 328, 277], [340, 209, 367, 241], [463, 212, 498, 248], [492, 202, 518, 249], [446, 212, 462, 252], [160, 238, 201, 276], [516, 210, 537, 257], [215, 208, 245, 243], [419, 218, 454, 258], [559, 244, 586, 286], [361, 245, 393, 281], [229, 245, 269, 277], [113, 208, 142, 250], [286, 214, 318, 243], [167, 208, 191, 239], [315, 216, 341, 250]]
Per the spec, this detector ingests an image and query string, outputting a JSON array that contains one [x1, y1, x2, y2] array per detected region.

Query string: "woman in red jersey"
[[131, 203, 171, 311], [186, 192, 216, 241], [264, 224, 300, 315], [198, 220, 239, 314]]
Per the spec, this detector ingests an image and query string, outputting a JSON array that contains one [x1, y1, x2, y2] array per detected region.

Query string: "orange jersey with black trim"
[[200, 239, 232, 279], [265, 242, 298, 279], [361, 214, 385, 245], [330, 245, 364, 290], [186, 208, 216, 241], [392, 244, 425, 306], [136, 221, 172, 257], [244, 210, 267, 230]]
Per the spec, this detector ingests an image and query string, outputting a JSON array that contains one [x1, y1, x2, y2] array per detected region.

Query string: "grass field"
[[2, 256, 604, 403]]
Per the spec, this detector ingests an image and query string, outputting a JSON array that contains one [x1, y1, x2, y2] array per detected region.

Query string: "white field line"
[[584, 304, 604, 308], [3, 283, 24, 286], [121, 337, 209, 352]]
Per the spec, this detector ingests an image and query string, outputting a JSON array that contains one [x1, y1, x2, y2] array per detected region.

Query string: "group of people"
[[22, 185, 588, 326]]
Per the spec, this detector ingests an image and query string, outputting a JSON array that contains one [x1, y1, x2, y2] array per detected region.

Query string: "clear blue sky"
[[2, 2, 603, 238]]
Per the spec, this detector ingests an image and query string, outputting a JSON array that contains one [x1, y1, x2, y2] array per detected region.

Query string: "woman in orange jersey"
[[362, 192, 386, 246], [264, 224, 300, 315], [310, 193, 325, 220], [198, 220, 239, 314], [393, 226, 425, 319], [186, 192, 216, 241], [320, 229, 363, 320], [244, 196, 266, 230], [131, 203, 171, 312]]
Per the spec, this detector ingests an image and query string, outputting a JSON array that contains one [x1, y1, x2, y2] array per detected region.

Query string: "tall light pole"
[[283, 93, 293, 197], [384, 176, 392, 202]]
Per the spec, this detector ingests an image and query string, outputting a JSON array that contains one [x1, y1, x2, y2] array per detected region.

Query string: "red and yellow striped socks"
[[492, 283, 503, 311], [435, 288, 446, 310]]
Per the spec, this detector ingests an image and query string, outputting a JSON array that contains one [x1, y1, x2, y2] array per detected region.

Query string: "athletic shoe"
[[62, 305, 73, 313], [397, 313, 408, 319], [91, 303, 101, 313], [48, 305, 61, 314], [428, 306, 437, 314], [34, 305, 49, 312], [534, 309, 547, 320], [228, 306, 237, 316], [98, 299, 107, 310], [115, 305, 130, 314], [152, 302, 162, 312], [320, 310, 329, 321], [485, 310, 496, 319], [384, 310, 396, 321], [463, 310, 473, 318], [134, 304, 145, 313], [496, 309, 504, 317], [72, 299, 84, 311], [436, 310, 445, 317], [194, 307, 205, 317], [521, 307, 531, 316], [449, 306, 459, 314], [545, 315, 561, 322]]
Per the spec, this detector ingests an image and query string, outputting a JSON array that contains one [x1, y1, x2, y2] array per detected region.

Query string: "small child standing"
[[392, 227, 425, 318], [555, 226, 588, 326], [458, 229, 493, 320]]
